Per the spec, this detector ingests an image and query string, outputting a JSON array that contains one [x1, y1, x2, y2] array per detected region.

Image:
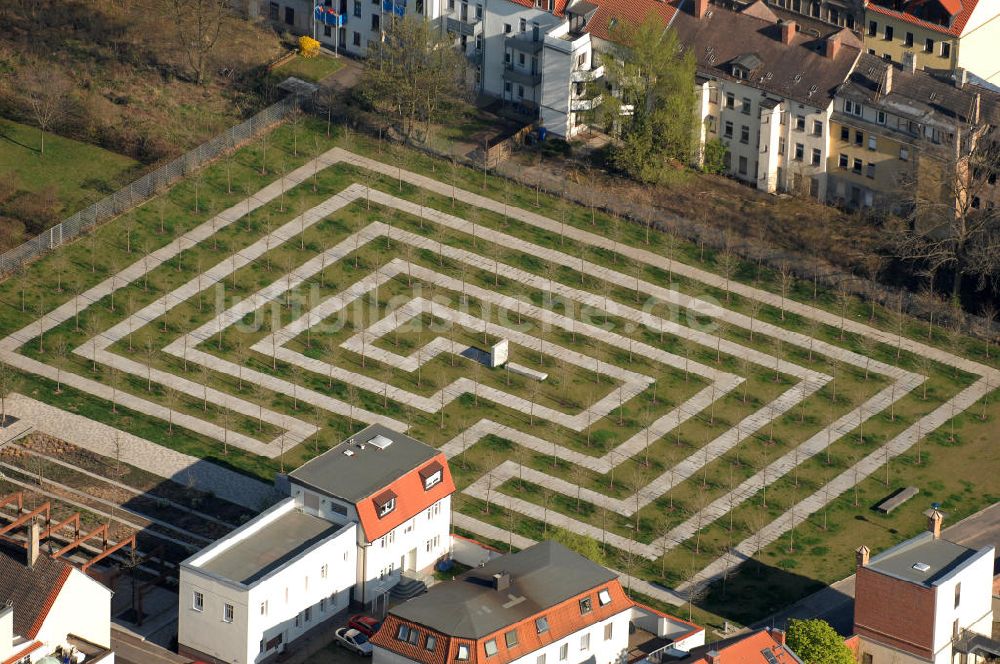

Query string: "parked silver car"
[[334, 627, 374, 656]]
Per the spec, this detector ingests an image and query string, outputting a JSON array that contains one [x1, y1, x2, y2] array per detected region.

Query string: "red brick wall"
[[854, 567, 936, 659]]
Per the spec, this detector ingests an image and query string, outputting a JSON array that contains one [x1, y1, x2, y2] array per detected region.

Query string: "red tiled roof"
[[355, 453, 455, 542], [0, 540, 74, 640], [585, 0, 678, 41], [685, 629, 799, 664], [2, 640, 43, 664], [865, 0, 981, 37], [506, 0, 571, 17], [372, 579, 632, 664]]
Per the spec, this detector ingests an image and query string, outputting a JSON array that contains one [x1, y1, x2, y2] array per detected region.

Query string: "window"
[[320, 598, 326, 612], [353, 31, 361, 46], [876, 110, 886, 125], [853, 158, 863, 173], [866, 163, 875, 179], [376, 496, 396, 517], [598, 588, 612, 606], [741, 98, 751, 115], [904, 32, 914, 47], [580, 633, 590, 652], [868, 20, 877, 37], [739, 155, 748, 175], [868, 135, 877, 151], [371, 14, 379, 30], [397, 625, 412, 642], [538, 656, 547, 664], [740, 125, 750, 144], [485, 639, 499, 657], [520, 18, 526, 31], [505, 630, 519, 648], [193, 591, 204, 612], [268, 2, 279, 20], [222, 603, 233, 623], [457, 645, 471, 661], [284, 6, 294, 24], [476, 3, 482, 18], [794, 143, 804, 161], [321, 564, 328, 579], [971, 196, 981, 208], [855, 130, 863, 146], [795, 115, 806, 131], [604, 624, 614, 640], [295, 613, 301, 628], [579, 597, 593, 614], [811, 148, 821, 166], [354, 1, 361, 16], [725, 93, 735, 109], [261, 601, 268, 615], [839, 154, 848, 169], [845, 99, 863, 116], [426, 636, 437, 651], [423, 469, 442, 489], [536, 617, 550, 633], [862, 654, 873, 664], [305, 607, 312, 622], [559, 644, 569, 661], [840, 126, 849, 141], [941, 42, 951, 58], [925, 38, 934, 52], [953, 619, 960, 638], [779, 138, 786, 155], [883, 53, 892, 61], [955, 582, 961, 608], [884, 25, 893, 40], [504, 23, 512, 33], [813, 120, 823, 135], [899, 146, 909, 161], [724, 121, 733, 138]]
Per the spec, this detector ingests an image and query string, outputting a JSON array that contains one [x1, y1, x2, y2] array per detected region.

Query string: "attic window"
[[912, 562, 931, 572], [485, 639, 499, 657], [457, 645, 470, 661], [535, 616, 550, 633], [733, 66, 747, 79], [420, 461, 444, 490], [598, 588, 612, 606], [579, 596, 593, 614], [374, 490, 397, 518]]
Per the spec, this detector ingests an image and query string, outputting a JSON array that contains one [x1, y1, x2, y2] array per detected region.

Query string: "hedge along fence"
[[0, 94, 303, 277]]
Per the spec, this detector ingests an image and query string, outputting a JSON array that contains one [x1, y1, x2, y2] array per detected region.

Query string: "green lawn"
[[0, 118, 139, 217], [271, 53, 344, 82]]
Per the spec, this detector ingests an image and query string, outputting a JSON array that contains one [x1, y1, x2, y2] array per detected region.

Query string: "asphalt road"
[[754, 502, 1000, 635]]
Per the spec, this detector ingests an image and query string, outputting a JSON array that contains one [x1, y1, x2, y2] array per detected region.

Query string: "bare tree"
[[165, 0, 230, 85], [19, 65, 72, 155]]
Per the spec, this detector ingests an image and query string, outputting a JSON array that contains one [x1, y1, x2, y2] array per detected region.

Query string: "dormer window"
[[420, 461, 444, 490], [733, 66, 746, 79], [374, 489, 397, 518]]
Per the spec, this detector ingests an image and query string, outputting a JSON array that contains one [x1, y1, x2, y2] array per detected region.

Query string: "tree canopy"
[[786, 619, 854, 664], [599, 16, 697, 183], [359, 16, 468, 140]]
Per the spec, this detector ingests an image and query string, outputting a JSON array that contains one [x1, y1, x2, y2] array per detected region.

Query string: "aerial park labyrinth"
[[2, 143, 996, 596]]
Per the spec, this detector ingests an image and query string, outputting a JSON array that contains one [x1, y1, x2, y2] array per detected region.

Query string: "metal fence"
[[0, 95, 301, 276]]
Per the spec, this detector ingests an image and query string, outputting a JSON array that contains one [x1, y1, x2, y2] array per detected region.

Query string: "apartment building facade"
[[678, 0, 861, 198], [862, 0, 1000, 86]]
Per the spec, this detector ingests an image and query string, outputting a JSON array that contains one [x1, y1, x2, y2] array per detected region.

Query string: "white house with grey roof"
[[178, 425, 456, 664]]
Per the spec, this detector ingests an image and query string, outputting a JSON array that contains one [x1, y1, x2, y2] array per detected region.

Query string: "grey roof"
[[199, 509, 342, 585], [0, 540, 73, 638], [670, 4, 861, 107], [838, 53, 1000, 128], [289, 424, 438, 504], [390, 541, 618, 639], [867, 531, 988, 586]]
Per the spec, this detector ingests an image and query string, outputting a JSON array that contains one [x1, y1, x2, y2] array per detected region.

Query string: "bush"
[[299, 36, 321, 58]]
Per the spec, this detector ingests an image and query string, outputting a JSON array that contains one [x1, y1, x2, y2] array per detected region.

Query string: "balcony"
[[446, 15, 481, 36], [314, 5, 346, 26], [503, 65, 542, 87], [506, 32, 545, 55], [382, 0, 406, 16], [570, 65, 604, 83], [571, 95, 602, 112]]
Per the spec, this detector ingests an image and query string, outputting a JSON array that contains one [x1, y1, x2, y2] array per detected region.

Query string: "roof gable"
[[0, 541, 73, 639], [355, 453, 455, 541]]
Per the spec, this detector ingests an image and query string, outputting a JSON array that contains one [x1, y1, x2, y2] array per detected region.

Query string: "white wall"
[[0, 606, 12, 661], [37, 568, 113, 651], [956, 10, 1000, 85], [540, 24, 593, 137], [481, 1, 556, 100], [179, 506, 357, 664], [929, 547, 994, 664], [357, 496, 451, 604]]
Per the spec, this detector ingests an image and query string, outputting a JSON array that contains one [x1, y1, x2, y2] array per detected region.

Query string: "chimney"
[[771, 628, 787, 645], [27, 519, 40, 569], [695, 0, 710, 19], [902, 50, 917, 74], [824, 34, 842, 59], [855, 545, 870, 568], [955, 67, 967, 89], [928, 509, 944, 539], [706, 650, 721, 664], [493, 571, 511, 591], [882, 65, 893, 96], [779, 20, 796, 45]]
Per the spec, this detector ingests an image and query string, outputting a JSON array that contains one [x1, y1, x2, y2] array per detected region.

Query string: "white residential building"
[[0, 535, 114, 664], [179, 424, 456, 664], [371, 541, 704, 664], [854, 510, 998, 664]]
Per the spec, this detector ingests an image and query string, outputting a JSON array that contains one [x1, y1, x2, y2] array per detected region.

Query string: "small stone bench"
[[875, 486, 919, 514], [507, 362, 548, 382]]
